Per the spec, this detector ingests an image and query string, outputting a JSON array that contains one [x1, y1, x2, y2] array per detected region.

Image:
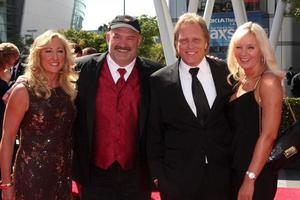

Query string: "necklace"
[[241, 74, 262, 86]]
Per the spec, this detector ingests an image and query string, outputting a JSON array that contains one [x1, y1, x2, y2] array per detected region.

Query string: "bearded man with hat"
[[72, 15, 163, 200]]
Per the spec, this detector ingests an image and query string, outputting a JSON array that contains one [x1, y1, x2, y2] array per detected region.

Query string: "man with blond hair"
[[147, 13, 232, 200]]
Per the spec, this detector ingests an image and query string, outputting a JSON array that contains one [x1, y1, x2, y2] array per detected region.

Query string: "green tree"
[[284, 0, 300, 20], [62, 29, 107, 53], [291, 2, 300, 20], [138, 15, 165, 64], [98, 24, 109, 33]]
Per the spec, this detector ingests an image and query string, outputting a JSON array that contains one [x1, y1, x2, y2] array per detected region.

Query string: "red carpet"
[[151, 192, 160, 200], [73, 182, 300, 200], [151, 188, 300, 200], [274, 188, 300, 200]]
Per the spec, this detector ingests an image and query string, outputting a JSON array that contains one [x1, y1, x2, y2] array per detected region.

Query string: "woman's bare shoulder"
[[8, 83, 29, 104], [260, 71, 282, 89], [259, 71, 283, 101]]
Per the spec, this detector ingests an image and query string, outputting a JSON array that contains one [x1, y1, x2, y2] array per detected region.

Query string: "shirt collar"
[[180, 57, 209, 75], [107, 54, 135, 75]]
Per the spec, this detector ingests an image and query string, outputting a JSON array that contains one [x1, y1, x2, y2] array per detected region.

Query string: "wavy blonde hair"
[[25, 30, 77, 101], [227, 21, 279, 84]]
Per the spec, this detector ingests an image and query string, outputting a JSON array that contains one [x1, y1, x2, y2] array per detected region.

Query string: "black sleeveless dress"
[[227, 91, 278, 200], [13, 85, 76, 200]]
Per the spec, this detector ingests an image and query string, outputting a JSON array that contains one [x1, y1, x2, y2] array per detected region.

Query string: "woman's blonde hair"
[[0, 42, 20, 69], [227, 21, 279, 84], [25, 30, 77, 101]]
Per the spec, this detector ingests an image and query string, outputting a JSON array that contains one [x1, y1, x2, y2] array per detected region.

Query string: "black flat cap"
[[109, 15, 141, 34]]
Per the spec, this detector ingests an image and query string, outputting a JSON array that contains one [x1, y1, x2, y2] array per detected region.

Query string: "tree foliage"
[[138, 15, 165, 64], [98, 24, 109, 33], [291, 2, 300, 20], [61, 29, 107, 53], [284, 0, 300, 20]]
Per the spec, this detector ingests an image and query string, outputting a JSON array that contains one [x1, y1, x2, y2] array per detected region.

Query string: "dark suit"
[[147, 57, 233, 200], [72, 52, 163, 199], [9, 62, 26, 85]]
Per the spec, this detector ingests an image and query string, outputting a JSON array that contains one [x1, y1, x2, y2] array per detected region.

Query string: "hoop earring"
[[262, 57, 266, 64], [237, 66, 241, 76]]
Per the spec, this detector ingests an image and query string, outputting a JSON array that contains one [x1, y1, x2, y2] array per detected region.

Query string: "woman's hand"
[[238, 176, 255, 200], [2, 186, 15, 200]]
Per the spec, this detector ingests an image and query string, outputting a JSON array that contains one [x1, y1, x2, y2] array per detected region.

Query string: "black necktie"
[[11, 67, 16, 81], [116, 68, 126, 91], [189, 68, 210, 121]]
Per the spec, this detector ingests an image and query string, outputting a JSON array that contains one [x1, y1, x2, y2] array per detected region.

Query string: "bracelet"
[[0, 180, 14, 189], [246, 171, 257, 180]]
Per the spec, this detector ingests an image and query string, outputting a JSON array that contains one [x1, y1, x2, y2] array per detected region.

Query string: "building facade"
[[71, 0, 86, 30], [0, 0, 86, 41], [168, 0, 300, 71], [0, 0, 24, 41]]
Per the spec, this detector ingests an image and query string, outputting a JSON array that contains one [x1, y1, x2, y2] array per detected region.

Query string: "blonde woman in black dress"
[[227, 22, 283, 200], [0, 30, 77, 200]]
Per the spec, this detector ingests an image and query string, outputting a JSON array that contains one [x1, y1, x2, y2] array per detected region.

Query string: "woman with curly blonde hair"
[[24, 30, 77, 101], [0, 30, 77, 200]]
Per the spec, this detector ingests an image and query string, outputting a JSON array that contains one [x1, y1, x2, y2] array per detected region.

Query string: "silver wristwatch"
[[246, 171, 257, 180]]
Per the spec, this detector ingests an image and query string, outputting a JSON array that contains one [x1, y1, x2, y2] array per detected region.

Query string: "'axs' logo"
[[210, 28, 235, 41], [209, 17, 236, 41]]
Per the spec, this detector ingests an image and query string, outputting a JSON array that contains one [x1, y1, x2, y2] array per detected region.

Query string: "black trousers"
[[160, 164, 231, 200], [81, 162, 150, 200]]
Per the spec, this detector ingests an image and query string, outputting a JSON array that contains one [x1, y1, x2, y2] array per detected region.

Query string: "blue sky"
[[82, 0, 156, 30]]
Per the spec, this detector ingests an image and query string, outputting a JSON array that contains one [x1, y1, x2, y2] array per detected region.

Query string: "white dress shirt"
[[179, 58, 217, 117], [107, 54, 136, 83]]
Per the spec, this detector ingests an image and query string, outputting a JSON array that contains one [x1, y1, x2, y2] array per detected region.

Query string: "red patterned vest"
[[92, 59, 140, 170]]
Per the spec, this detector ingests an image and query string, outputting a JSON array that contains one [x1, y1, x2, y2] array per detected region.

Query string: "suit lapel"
[[170, 60, 199, 122], [136, 57, 150, 137], [86, 53, 107, 149], [209, 62, 224, 99], [15, 63, 22, 78], [205, 57, 228, 121]]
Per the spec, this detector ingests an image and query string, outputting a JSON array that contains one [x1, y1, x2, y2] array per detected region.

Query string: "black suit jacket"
[[72, 52, 163, 187], [9, 62, 26, 86], [147, 57, 233, 199]]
